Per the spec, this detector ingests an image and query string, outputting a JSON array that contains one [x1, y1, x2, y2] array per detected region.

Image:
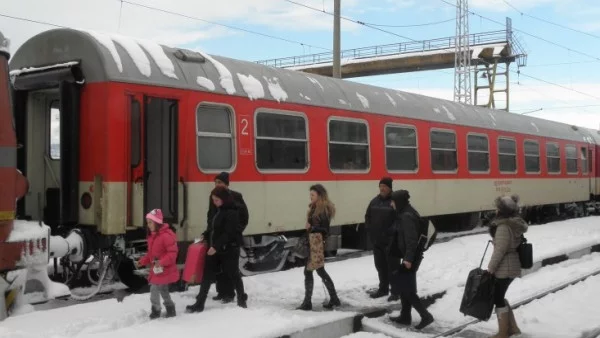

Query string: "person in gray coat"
[[487, 194, 528, 337]]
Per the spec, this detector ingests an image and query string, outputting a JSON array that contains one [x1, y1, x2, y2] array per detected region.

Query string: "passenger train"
[[8, 28, 600, 288]]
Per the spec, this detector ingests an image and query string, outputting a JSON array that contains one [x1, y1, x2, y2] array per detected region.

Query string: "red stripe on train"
[[78, 82, 597, 182]]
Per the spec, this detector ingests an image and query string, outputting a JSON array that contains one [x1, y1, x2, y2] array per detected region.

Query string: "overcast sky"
[[2, 0, 600, 129]]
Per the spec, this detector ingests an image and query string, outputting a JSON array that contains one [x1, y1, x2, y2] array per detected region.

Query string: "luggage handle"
[[479, 240, 492, 269]]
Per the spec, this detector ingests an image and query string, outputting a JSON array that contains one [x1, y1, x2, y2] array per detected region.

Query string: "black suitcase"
[[459, 240, 496, 321]]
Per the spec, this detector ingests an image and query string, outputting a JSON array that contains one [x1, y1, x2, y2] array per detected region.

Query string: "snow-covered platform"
[[1, 217, 600, 338]]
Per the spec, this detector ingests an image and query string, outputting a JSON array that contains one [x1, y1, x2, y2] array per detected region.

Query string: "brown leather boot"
[[504, 299, 521, 336], [489, 306, 510, 338]]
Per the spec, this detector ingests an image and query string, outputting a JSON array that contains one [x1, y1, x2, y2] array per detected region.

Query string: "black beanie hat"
[[215, 172, 230, 185], [379, 177, 393, 190]]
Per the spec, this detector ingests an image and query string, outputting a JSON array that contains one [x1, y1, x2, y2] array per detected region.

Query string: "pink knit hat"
[[146, 208, 163, 224]]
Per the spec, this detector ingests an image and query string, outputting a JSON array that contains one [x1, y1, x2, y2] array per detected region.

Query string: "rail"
[[256, 29, 527, 69]]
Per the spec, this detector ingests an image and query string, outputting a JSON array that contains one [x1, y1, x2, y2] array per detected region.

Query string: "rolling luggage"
[[459, 240, 496, 321], [182, 241, 208, 285]]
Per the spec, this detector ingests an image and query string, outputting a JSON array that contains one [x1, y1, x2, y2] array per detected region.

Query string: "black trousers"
[[373, 243, 391, 293], [494, 278, 514, 308], [215, 271, 235, 298], [195, 247, 245, 302]]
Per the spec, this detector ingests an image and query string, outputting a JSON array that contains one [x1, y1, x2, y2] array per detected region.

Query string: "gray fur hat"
[[494, 194, 520, 217]]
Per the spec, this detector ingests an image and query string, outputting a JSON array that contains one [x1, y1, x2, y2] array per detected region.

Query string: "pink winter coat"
[[139, 225, 179, 285]]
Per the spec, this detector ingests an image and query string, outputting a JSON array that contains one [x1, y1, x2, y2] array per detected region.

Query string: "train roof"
[[9, 28, 599, 144]]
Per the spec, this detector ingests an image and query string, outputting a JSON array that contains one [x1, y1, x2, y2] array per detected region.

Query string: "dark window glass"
[[385, 125, 418, 171], [256, 112, 308, 170]]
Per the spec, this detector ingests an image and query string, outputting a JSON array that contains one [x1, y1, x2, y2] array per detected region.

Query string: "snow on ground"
[[463, 271, 600, 338], [2, 217, 599, 338], [372, 251, 600, 337]]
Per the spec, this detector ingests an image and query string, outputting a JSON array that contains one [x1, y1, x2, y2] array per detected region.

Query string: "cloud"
[[0, 0, 366, 55]]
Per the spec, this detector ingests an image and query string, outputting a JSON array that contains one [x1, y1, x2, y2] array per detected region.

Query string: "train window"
[[385, 124, 418, 172], [49, 101, 60, 160], [467, 134, 489, 172], [430, 129, 457, 172], [524, 140, 540, 173], [566, 145, 578, 174], [195, 103, 235, 172], [546, 142, 560, 174], [589, 149, 593, 173], [328, 118, 370, 171], [582, 147, 589, 174], [498, 137, 517, 173], [255, 110, 308, 171]]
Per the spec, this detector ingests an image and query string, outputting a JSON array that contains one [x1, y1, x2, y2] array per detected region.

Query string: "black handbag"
[[517, 235, 533, 269], [459, 240, 496, 321]]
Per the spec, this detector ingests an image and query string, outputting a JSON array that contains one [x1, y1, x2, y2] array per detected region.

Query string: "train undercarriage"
[[29, 197, 599, 299]]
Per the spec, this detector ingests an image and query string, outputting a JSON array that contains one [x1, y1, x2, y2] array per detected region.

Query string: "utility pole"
[[453, 0, 472, 104], [333, 0, 341, 78]]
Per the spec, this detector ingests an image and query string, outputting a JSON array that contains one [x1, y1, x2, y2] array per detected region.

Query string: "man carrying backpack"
[[207, 172, 249, 303], [388, 189, 434, 330]]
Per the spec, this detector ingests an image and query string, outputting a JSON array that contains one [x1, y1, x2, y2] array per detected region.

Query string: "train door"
[[142, 96, 179, 224], [12, 71, 82, 228]]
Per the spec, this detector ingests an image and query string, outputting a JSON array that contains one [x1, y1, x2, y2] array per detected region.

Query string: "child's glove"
[[152, 261, 164, 274]]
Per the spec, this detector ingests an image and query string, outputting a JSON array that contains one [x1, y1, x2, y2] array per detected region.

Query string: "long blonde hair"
[[307, 184, 336, 220]]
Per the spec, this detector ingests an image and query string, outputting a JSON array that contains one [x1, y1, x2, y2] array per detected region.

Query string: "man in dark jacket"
[[207, 172, 249, 303], [388, 189, 434, 330], [365, 177, 398, 301]]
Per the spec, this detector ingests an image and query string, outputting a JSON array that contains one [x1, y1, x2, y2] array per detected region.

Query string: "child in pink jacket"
[[138, 209, 179, 319]]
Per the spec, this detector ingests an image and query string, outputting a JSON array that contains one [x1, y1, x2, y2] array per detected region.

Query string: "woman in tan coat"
[[487, 194, 528, 337], [296, 184, 341, 311]]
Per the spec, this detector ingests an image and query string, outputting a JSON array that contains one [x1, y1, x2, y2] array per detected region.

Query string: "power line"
[[502, 0, 600, 41], [513, 104, 600, 112], [0, 13, 66, 29], [121, 0, 330, 51], [283, 0, 416, 42], [439, 0, 600, 62], [354, 18, 455, 28]]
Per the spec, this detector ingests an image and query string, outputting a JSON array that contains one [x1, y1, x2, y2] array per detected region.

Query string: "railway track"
[[362, 255, 600, 338]]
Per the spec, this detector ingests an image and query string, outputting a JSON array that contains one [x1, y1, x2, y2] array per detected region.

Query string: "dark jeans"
[[373, 243, 391, 293], [494, 278, 514, 308]]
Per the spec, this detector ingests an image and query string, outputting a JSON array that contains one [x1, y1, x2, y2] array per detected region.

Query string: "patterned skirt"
[[306, 233, 325, 271]]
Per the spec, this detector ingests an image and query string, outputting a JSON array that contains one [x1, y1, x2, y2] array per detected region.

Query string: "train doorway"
[[12, 66, 82, 230], [142, 96, 179, 224]]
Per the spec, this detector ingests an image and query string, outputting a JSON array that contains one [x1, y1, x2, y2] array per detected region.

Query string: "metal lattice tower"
[[454, 0, 472, 104]]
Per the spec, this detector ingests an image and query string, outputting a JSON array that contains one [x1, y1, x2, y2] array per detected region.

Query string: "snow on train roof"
[[9, 28, 599, 144]]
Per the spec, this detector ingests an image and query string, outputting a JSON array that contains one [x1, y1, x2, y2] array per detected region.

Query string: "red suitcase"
[[182, 241, 208, 284]]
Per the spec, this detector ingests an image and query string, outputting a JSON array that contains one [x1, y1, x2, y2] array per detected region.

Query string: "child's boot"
[[149, 307, 161, 320], [165, 305, 176, 318]]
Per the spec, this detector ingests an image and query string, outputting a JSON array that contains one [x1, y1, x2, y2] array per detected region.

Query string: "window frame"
[[546, 141, 561, 175], [523, 139, 541, 174], [582, 146, 589, 175], [384, 122, 419, 174], [194, 101, 237, 174], [466, 132, 490, 174], [327, 116, 371, 174], [429, 128, 458, 174], [565, 144, 578, 175], [497, 136, 517, 174], [253, 108, 310, 174]]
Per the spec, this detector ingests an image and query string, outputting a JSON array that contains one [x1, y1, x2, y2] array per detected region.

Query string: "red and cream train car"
[[9, 28, 600, 282]]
